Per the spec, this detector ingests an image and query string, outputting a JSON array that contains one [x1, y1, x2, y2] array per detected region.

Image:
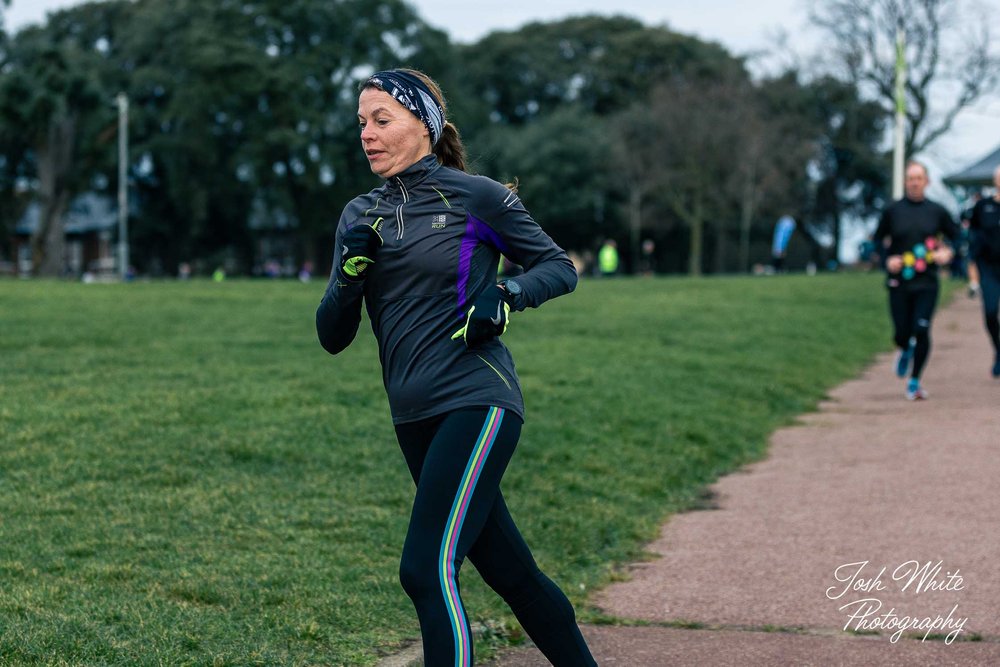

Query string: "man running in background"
[[967, 165, 1000, 377], [875, 161, 960, 400], [960, 192, 982, 298]]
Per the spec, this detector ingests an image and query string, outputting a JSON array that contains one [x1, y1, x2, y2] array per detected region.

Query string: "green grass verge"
[[1, 273, 900, 665]]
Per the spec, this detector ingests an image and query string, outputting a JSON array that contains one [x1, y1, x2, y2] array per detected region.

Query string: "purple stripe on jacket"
[[456, 214, 511, 318]]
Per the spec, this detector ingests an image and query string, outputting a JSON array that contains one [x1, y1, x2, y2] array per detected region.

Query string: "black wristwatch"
[[500, 279, 522, 297], [498, 279, 522, 307]]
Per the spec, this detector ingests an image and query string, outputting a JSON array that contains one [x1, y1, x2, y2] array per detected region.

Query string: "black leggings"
[[976, 261, 1000, 354], [394, 407, 596, 667], [888, 285, 939, 380]]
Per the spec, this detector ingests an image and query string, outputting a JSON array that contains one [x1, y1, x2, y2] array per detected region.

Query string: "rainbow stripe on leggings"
[[438, 406, 505, 667]]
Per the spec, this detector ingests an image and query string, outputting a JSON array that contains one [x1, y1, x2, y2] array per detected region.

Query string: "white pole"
[[117, 92, 129, 280], [892, 26, 906, 200]]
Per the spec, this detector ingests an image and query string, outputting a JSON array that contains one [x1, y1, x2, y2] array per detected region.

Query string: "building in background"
[[944, 144, 1000, 194], [11, 193, 118, 277]]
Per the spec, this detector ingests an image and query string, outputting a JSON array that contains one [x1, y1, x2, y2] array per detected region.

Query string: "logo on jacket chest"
[[431, 214, 447, 229]]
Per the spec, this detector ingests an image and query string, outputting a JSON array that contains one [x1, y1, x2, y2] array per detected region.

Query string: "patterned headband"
[[365, 70, 445, 146]]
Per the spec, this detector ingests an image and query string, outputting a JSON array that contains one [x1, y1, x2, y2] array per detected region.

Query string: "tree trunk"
[[31, 114, 78, 277], [831, 195, 842, 266], [32, 191, 72, 276], [796, 220, 826, 267], [739, 166, 756, 273], [688, 195, 703, 277], [629, 184, 641, 275], [713, 218, 726, 274]]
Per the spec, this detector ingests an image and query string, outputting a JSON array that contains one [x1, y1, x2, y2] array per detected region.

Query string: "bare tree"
[[809, 0, 1000, 155], [732, 107, 795, 273], [614, 75, 750, 276], [614, 72, 819, 275], [611, 114, 656, 275]]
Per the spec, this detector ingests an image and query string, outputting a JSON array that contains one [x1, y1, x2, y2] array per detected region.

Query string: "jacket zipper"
[[394, 177, 409, 240]]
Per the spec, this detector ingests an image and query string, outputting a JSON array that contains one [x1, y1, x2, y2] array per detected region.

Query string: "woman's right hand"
[[339, 219, 384, 282], [886, 255, 903, 274]]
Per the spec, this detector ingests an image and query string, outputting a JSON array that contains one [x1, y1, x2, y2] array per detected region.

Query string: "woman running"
[[316, 68, 596, 666]]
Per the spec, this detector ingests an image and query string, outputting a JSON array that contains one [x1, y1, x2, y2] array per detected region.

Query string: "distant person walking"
[[771, 214, 796, 272], [640, 238, 656, 276], [598, 239, 619, 277], [967, 165, 1000, 377], [315, 68, 595, 666], [875, 161, 959, 400], [960, 192, 982, 296]]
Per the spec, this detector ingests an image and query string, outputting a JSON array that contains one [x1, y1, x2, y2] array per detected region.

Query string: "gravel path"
[[491, 293, 1000, 666]]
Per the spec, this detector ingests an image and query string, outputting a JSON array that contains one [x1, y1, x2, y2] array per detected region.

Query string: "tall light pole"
[[116, 92, 130, 280], [892, 24, 906, 200]]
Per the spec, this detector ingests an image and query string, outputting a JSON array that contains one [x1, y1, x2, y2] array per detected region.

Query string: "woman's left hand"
[[932, 245, 954, 265], [451, 286, 512, 347]]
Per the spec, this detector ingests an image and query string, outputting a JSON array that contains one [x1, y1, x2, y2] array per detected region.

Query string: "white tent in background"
[[944, 144, 1000, 190]]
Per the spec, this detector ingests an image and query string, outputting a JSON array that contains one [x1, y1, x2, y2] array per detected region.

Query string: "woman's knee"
[[399, 550, 439, 602], [479, 562, 535, 600]]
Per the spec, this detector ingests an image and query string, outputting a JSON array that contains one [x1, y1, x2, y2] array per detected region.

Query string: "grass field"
[[1, 273, 900, 665]]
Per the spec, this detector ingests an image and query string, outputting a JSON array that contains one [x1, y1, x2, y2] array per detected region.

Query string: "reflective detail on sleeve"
[[364, 198, 384, 216]]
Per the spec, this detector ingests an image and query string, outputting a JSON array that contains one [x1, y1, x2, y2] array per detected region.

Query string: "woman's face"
[[358, 88, 431, 179]]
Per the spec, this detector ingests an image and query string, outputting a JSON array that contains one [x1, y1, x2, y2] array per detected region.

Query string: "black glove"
[[451, 285, 512, 347], [339, 219, 383, 282]]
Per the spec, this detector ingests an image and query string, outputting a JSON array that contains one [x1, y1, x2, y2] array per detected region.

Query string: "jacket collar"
[[386, 154, 440, 193]]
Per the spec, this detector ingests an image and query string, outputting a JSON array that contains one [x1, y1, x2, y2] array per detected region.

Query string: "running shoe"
[[906, 379, 927, 401], [968, 283, 981, 299], [895, 342, 914, 378]]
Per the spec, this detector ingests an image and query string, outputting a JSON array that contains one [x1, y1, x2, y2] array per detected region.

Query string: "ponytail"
[[394, 69, 470, 173], [434, 121, 467, 172]]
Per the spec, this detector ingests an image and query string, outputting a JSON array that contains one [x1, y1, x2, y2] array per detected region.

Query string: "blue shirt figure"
[[772, 214, 796, 271]]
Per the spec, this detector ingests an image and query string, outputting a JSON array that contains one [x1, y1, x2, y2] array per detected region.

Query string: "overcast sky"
[[5, 0, 999, 179], [6, 0, 814, 50]]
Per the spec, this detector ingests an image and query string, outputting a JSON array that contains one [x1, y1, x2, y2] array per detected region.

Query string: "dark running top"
[[969, 197, 1000, 265], [316, 154, 577, 424], [874, 197, 959, 289]]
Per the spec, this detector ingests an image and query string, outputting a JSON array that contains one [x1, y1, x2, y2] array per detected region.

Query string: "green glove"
[[451, 285, 512, 347], [339, 218, 383, 282]]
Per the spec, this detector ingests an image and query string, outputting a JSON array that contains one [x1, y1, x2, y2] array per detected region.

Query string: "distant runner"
[[874, 161, 959, 400], [967, 165, 1000, 377]]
